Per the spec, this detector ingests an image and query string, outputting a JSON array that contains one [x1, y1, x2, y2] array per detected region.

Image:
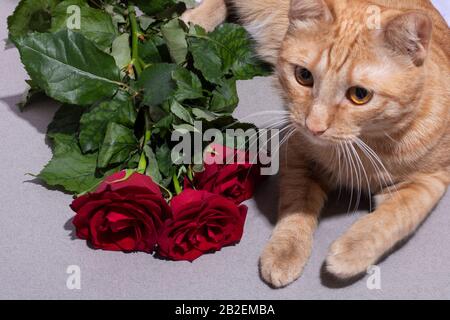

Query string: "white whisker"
[[225, 111, 291, 129], [356, 137, 399, 198], [337, 141, 344, 199], [350, 142, 372, 212], [346, 142, 361, 213], [242, 124, 295, 167], [343, 142, 355, 213]]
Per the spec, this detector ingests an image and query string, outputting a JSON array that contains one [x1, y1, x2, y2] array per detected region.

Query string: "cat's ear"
[[289, 0, 333, 24], [384, 11, 433, 66]]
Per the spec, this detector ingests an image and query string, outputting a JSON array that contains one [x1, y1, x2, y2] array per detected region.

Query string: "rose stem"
[[137, 112, 151, 174], [172, 173, 182, 195], [128, 4, 151, 174], [128, 4, 143, 76], [187, 165, 194, 182]]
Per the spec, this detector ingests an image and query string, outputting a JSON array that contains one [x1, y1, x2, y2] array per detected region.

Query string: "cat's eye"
[[295, 66, 314, 87], [347, 86, 374, 105]]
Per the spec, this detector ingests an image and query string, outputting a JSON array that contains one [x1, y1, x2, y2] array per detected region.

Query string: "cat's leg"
[[260, 141, 327, 288], [326, 171, 449, 279], [181, 0, 228, 32]]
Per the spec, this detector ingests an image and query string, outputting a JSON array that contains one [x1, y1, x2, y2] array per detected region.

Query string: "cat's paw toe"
[[326, 234, 377, 279], [180, 9, 197, 26], [259, 240, 306, 288], [181, 8, 215, 32]]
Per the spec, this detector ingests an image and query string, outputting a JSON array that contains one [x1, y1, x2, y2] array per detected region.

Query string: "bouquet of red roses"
[[8, 0, 268, 261], [72, 144, 260, 261]]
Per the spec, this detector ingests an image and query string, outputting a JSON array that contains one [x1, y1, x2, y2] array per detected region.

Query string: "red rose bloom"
[[71, 171, 171, 253], [157, 190, 247, 261], [187, 144, 260, 204]]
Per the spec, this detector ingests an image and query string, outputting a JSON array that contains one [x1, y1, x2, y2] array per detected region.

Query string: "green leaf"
[[179, 0, 197, 9], [170, 99, 193, 124], [148, 104, 165, 120], [172, 68, 203, 101], [139, 36, 163, 64], [110, 33, 131, 70], [139, 15, 156, 31], [7, 0, 58, 39], [206, 115, 256, 131], [38, 133, 103, 194], [209, 78, 239, 113], [192, 107, 217, 121], [98, 122, 138, 168], [79, 91, 136, 153], [187, 23, 269, 82], [155, 144, 174, 177], [104, 4, 126, 28], [51, 0, 118, 51], [154, 114, 174, 130], [13, 30, 121, 105], [188, 35, 223, 84], [17, 79, 47, 111], [161, 19, 188, 64], [172, 123, 198, 133], [126, 153, 141, 170], [139, 63, 177, 106], [47, 104, 84, 135], [133, 0, 177, 16], [143, 145, 162, 184], [188, 24, 208, 37], [210, 23, 270, 79]]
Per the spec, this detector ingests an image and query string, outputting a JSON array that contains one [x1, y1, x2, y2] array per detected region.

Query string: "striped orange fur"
[[182, 0, 450, 287]]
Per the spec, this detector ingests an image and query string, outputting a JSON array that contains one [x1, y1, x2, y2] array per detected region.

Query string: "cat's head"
[[277, 0, 433, 144]]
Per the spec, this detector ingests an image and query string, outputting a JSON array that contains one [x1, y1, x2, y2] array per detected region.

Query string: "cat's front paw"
[[259, 238, 308, 288], [181, 7, 216, 32], [326, 230, 379, 279]]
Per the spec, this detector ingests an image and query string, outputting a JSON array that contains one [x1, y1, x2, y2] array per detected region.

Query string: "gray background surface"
[[0, 0, 449, 300]]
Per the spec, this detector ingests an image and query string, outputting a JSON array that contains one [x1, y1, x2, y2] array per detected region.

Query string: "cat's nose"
[[308, 128, 326, 136], [306, 121, 327, 136]]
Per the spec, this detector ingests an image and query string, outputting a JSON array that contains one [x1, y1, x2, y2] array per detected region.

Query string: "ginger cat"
[[183, 0, 450, 288]]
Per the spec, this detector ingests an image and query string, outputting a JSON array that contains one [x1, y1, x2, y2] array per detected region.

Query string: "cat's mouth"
[[292, 122, 357, 146], [288, 114, 360, 146], [291, 122, 331, 145]]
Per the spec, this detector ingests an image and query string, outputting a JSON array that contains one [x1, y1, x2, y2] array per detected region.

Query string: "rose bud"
[[186, 144, 261, 204]]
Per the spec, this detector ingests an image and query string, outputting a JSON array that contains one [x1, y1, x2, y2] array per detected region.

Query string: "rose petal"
[[157, 191, 247, 261]]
